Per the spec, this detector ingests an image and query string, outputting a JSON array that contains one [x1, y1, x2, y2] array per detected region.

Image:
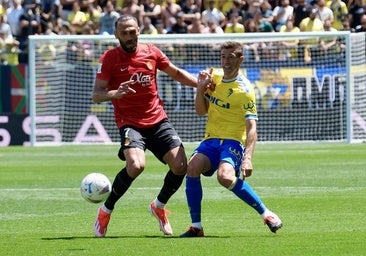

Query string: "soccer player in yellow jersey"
[[180, 41, 283, 237]]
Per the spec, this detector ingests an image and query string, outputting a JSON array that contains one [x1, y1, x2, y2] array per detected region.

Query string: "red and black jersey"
[[96, 43, 170, 129]]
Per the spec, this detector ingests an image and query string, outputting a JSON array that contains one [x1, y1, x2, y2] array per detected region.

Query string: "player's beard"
[[120, 39, 138, 53]]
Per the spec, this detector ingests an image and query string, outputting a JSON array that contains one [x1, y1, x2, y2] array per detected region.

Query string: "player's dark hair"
[[115, 15, 138, 30], [221, 41, 243, 58]]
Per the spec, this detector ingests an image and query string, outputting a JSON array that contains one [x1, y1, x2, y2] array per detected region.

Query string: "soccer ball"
[[80, 173, 112, 204]]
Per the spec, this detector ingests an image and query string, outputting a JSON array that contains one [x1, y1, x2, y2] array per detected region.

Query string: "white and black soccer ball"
[[80, 173, 112, 204]]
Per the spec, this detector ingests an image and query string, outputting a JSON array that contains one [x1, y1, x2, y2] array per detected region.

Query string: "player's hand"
[[197, 68, 214, 91], [241, 158, 253, 179], [115, 80, 136, 98]]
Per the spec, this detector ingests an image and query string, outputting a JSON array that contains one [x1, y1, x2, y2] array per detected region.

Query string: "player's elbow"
[[92, 93, 104, 103], [92, 94, 99, 103], [195, 108, 207, 116]]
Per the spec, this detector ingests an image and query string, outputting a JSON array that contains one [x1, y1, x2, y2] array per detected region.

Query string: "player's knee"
[[217, 169, 235, 188], [126, 160, 145, 178], [166, 149, 187, 175], [186, 162, 201, 176], [170, 160, 187, 175]]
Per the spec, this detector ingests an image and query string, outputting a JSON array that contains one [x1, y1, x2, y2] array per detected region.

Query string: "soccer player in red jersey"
[[92, 14, 197, 237]]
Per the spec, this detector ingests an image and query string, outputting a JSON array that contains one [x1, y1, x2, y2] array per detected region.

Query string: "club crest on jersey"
[[228, 88, 234, 97], [146, 61, 153, 70]]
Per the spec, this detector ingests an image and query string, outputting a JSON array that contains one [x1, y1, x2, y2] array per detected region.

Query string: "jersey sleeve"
[[150, 44, 170, 71], [244, 84, 258, 120], [96, 50, 114, 81]]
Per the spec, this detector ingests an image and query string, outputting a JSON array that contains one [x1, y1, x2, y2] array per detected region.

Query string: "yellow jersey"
[[203, 71, 258, 145]]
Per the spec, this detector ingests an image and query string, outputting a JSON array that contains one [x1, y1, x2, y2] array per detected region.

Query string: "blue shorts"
[[192, 138, 244, 177]]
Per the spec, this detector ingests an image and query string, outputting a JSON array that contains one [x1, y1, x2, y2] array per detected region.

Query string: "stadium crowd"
[[0, 0, 365, 64]]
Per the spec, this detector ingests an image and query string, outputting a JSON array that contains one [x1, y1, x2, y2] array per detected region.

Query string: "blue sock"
[[185, 176, 203, 223], [230, 178, 266, 215]]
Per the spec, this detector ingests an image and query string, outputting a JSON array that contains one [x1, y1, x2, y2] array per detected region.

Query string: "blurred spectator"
[[224, 12, 245, 32], [201, 0, 226, 27], [18, 2, 42, 54], [122, 0, 143, 25], [67, 2, 87, 34], [243, 19, 262, 61], [141, 0, 162, 26], [218, 0, 236, 14], [272, 0, 294, 31], [0, 15, 13, 40], [58, 20, 73, 34], [226, 0, 246, 20], [245, 0, 263, 20], [169, 11, 188, 33], [223, 0, 245, 28], [155, 19, 168, 33], [86, 3, 102, 33], [79, 0, 95, 13], [202, 19, 224, 33], [319, 18, 338, 57], [348, 0, 365, 30], [37, 43, 56, 64], [327, 0, 348, 30], [340, 17, 354, 31], [299, 7, 323, 63], [255, 9, 275, 31], [278, 16, 300, 60], [299, 7, 324, 33], [244, 18, 260, 32], [43, 20, 57, 35], [6, 0, 24, 40], [140, 16, 158, 34], [161, 0, 182, 32], [98, 0, 119, 34], [187, 13, 205, 32], [180, 0, 201, 24], [260, 0, 274, 24], [316, 0, 334, 24], [355, 13, 366, 32], [60, 0, 78, 20], [293, 0, 312, 27], [0, 28, 19, 65], [39, 0, 61, 33]]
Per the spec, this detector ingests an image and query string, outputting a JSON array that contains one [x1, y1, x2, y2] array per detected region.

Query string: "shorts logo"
[[172, 135, 182, 143], [124, 138, 130, 146], [228, 146, 242, 160]]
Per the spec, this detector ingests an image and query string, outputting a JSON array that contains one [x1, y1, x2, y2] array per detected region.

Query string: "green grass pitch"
[[0, 143, 365, 256]]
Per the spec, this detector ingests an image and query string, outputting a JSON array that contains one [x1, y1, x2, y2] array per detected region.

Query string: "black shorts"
[[118, 119, 183, 164]]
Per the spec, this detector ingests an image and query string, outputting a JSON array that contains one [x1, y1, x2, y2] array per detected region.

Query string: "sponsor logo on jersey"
[[129, 72, 151, 86]]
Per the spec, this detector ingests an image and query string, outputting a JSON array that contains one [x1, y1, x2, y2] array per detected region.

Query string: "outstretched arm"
[[163, 62, 197, 87]]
